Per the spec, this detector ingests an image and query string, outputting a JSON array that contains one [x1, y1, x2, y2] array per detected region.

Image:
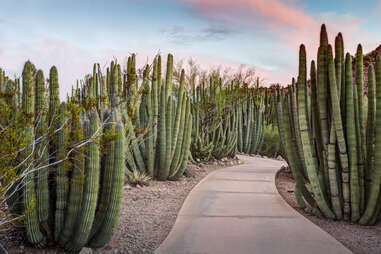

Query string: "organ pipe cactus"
[[359, 56, 381, 225], [58, 104, 85, 247], [67, 110, 100, 252], [90, 115, 125, 247], [122, 54, 193, 181], [54, 103, 69, 241], [237, 89, 265, 155], [4, 60, 128, 252], [277, 24, 381, 224], [22, 61, 47, 248], [34, 70, 51, 236]]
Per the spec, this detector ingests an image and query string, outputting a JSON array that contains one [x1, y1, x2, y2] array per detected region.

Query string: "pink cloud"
[[181, 0, 377, 84], [182, 0, 317, 30], [181, 0, 372, 52]]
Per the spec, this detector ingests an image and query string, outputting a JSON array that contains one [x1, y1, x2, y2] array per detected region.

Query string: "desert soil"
[[276, 167, 381, 254], [0, 157, 240, 254]]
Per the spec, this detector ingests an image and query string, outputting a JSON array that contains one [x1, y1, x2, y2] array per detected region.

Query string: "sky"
[[1, 0, 381, 99]]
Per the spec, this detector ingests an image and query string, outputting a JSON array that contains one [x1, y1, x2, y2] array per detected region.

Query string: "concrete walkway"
[[156, 155, 353, 254]]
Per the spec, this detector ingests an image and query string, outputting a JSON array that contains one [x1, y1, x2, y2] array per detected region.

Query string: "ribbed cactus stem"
[[164, 97, 173, 175], [328, 45, 347, 219], [22, 61, 47, 247], [169, 96, 187, 175], [345, 53, 360, 221], [165, 54, 173, 99], [67, 110, 100, 251], [89, 118, 125, 247], [359, 56, 381, 224], [170, 98, 192, 180], [365, 64, 376, 201], [34, 70, 51, 236], [54, 103, 68, 241], [158, 83, 167, 180], [355, 44, 365, 213], [317, 25, 330, 195], [59, 105, 85, 246], [170, 69, 185, 160], [48, 66, 60, 123], [298, 45, 334, 219]]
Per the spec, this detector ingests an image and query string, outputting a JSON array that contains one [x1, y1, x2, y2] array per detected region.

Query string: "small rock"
[[79, 247, 93, 254], [276, 155, 284, 161]]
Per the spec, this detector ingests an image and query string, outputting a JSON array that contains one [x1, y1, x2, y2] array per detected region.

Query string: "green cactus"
[[22, 61, 47, 247], [68, 110, 100, 252], [365, 64, 376, 201], [90, 116, 125, 247], [58, 104, 85, 246], [34, 70, 51, 236], [277, 24, 381, 224], [54, 103, 69, 241], [359, 56, 381, 224]]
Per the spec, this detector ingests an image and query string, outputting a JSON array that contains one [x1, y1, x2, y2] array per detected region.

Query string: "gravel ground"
[[276, 167, 381, 254], [0, 158, 240, 254]]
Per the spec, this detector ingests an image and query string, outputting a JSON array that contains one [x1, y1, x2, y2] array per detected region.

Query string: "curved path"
[[156, 155, 352, 254]]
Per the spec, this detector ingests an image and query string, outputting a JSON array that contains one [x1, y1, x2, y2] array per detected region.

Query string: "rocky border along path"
[[155, 155, 353, 254]]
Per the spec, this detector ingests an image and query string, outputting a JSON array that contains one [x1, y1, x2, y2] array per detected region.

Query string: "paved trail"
[[156, 155, 352, 254]]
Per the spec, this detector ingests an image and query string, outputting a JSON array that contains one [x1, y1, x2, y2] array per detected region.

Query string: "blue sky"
[[1, 0, 381, 98]]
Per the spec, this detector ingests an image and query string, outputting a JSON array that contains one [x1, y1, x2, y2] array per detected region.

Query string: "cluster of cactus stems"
[[190, 75, 237, 161], [1, 60, 126, 251], [277, 24, 381, 224], [127, 54, 193, 181], [70, 54, 193, 181], [236, 84, 265, 155], [189, 73, 268, 161]]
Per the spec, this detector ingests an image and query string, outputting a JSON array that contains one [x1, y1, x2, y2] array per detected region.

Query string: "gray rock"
[[276, 155, 284, 161], [79, 247, 93, 254]]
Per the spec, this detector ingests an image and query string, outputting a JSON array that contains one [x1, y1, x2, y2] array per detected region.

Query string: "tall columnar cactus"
[[3, 62, 124, 251], [236, 88, 265, 155], [277, 24, 381, 224], [365, 64, 376, 200], [58, 105, 85, 247], [22, 61, 47, 248], [67, 110, 100, 252], [54, 103, 69, 241], [359, 56, 381, 225], [89, 114, 125, 247], [122, 54, 193, 181], [48, 66, 60, 123], [298, 45, 335, 219], [34, 70, 51, 236]]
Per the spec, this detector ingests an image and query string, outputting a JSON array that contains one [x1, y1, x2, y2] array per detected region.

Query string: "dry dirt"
[[0, 158, 241, 254], [276, 167, 381, 254]]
